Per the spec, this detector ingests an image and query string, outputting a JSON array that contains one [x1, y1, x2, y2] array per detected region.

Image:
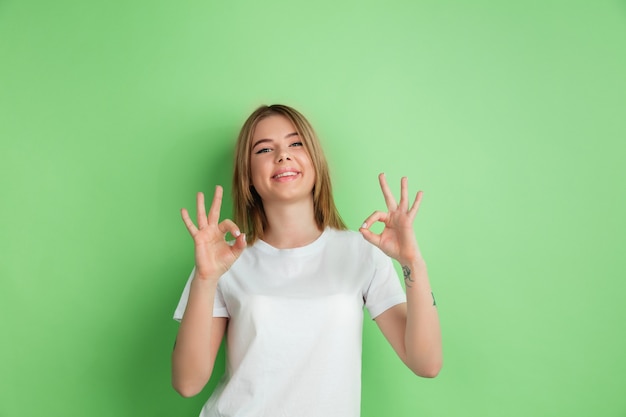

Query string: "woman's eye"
[[254, 148, 271, 154], [290, 142, 303, 147]]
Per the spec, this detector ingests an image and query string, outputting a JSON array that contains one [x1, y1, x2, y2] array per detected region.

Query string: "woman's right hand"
[[181, 186, 247, 281]]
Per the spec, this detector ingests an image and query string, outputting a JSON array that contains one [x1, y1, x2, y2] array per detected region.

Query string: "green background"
[[1, 0, 625, 416]]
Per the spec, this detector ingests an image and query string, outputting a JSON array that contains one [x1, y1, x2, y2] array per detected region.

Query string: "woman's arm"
[[172, 187, 246, 396], [360, 174, 442, 377], [172, 277, 228, 397], [373, 259, 441, 377]]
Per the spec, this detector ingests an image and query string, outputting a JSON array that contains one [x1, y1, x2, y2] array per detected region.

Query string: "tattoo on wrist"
[[402, 265, 414, 288], [402, 265, 437, 307]]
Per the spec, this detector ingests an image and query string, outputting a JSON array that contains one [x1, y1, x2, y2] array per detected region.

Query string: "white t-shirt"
[[173, 228, 406, 417]]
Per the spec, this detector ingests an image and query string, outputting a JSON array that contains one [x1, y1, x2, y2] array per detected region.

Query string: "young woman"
[[172, 104, 442, 417]]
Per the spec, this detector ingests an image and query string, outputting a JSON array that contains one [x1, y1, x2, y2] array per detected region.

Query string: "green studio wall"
[[1, 0, 625, 416]]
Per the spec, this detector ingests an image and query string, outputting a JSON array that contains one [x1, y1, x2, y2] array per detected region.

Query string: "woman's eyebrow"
[[252, 132, 299, 149], [252, 138, 272, 148]]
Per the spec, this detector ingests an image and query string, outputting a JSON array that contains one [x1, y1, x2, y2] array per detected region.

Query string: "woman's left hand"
[[360, 173, 423, 265]]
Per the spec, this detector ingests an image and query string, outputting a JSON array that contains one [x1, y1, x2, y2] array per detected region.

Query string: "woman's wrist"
[[396, 253, 426, 270], [192, 271, 221, 288]]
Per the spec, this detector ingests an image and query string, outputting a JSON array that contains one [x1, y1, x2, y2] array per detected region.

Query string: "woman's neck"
[[261, 198, 322, 249]]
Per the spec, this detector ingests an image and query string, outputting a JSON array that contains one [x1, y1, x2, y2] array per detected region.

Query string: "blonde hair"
[[232, 104, 346, 243]]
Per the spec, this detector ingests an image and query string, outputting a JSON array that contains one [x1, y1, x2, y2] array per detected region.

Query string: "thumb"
[[359, 227, 380, 247], [231, 233, 247, 255]]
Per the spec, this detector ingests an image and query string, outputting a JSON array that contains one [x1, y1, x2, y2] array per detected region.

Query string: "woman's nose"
[[276, 151, 291, 163]]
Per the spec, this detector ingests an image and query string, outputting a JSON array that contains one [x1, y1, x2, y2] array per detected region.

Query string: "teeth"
[[274, 172, 297, 178]]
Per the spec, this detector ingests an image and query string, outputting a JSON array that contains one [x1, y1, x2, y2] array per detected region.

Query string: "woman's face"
[[249, 115, 315, 205]]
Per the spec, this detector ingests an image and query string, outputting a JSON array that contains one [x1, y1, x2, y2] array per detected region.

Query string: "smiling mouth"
[[272, 171, 299, 179]]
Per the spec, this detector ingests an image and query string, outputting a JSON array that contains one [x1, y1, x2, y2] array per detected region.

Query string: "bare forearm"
[[401, 258, 442, 377], [172, 273, 221, 397]]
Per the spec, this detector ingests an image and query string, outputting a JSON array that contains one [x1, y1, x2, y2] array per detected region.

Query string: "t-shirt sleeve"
[[173, 267, 230, 322], [363, 248, 407, 320]]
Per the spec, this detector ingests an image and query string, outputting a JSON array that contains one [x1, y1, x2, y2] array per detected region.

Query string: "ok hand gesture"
[[181, 186, 247, 281], [360, 174, 423, 265]]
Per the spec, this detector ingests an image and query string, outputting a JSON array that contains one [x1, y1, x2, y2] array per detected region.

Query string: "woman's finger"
[[399, 177, 409, 211], [378, 173, 398, 211], [360, 210, 388, 231], [218, 219, 241, 240], [408, 190, 423, 218], [207, 186, 223, 225], [231, 232, 247, 254], [359, 210, 387, 247], [181, 208, 198, 235], [359, 227, 380, 247], [196, 192, 208, 228]]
